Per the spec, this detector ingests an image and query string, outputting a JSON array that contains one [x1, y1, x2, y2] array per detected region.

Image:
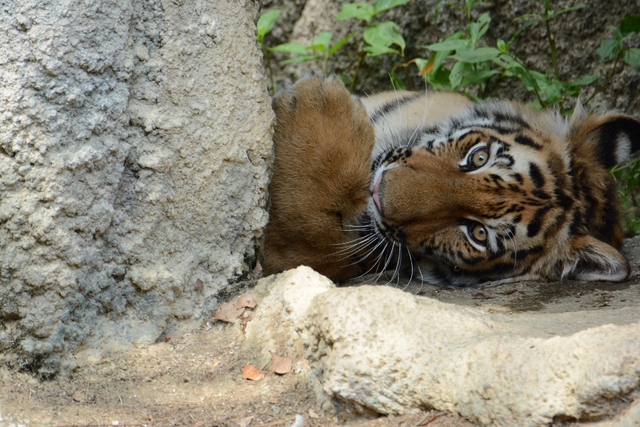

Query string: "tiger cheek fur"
[[264, 73, 640, 287]]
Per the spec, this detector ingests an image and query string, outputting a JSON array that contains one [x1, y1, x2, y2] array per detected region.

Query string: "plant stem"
[[585, 50, 622, 105], [350, 50, 367, 92], [544, 18, 560, 81], [266, 51, 275, 93]]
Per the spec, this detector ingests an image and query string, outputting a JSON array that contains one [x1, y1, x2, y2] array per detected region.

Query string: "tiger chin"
[[263, 72, 640, 287]]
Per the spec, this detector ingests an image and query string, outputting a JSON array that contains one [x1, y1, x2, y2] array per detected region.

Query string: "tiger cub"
[[263, 73, 640, 286]]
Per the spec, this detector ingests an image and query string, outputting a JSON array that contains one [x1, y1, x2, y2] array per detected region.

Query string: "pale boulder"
[[249, 266, 640, 426]]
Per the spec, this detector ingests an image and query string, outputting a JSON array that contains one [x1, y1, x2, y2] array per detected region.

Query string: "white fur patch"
[[615, 134, 632, 163]]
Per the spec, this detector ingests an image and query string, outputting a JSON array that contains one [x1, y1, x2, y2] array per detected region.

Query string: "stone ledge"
[[247, 266, 640, 426]]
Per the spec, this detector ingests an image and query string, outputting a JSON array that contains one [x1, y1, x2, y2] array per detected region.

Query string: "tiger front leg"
[[263, 73, 375, 282]]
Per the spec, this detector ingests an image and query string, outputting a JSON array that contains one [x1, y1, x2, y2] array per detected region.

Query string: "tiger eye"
[[471, 148, 489, 168], [471, 223, 488, 243]]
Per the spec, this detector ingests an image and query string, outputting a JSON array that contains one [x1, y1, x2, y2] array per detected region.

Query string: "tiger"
[[262, 72, 640, 287]]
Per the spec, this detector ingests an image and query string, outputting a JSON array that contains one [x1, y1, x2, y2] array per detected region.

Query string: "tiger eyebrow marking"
[[368, 92, 423, 124], [514, 134, 543, 150]]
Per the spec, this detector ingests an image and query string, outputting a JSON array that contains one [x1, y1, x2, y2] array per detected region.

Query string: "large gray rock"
[[247, 266, 640, 427], [0, 0, 273, 375]]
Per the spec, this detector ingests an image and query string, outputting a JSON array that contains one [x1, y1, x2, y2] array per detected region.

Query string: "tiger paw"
[[264, 73, 375, 282]]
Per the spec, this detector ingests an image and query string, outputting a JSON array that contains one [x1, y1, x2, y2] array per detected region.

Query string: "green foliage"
[[256, 10, 281, 48], [262, 0, 410, 89], [612, 158, 640, 236], [257, 9, 282, 90], [598, 14, 640, 68], [414, 2, 604, 111]]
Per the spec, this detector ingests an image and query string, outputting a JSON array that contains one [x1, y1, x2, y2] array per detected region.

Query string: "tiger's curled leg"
[[263, 73, 375, 282]]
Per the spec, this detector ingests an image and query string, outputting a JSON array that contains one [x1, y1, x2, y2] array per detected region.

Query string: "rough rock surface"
[[0, 0, 272, 375], [246, 266, 640, 427], [263, 0, 640, 114]]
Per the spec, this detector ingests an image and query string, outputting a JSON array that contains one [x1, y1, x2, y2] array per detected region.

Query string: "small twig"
[[417, 412, 448, 426]]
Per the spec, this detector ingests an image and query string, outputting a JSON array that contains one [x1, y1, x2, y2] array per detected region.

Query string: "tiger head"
[[364, 93, 640, 287]]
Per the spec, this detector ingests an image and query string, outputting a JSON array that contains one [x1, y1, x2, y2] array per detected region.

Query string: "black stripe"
[[369, 92, 423, 124], [460, 261, 516, 277], [529, 163, 545, 188], [554, 188, 574, 210], [493, 111, 531, 129], [512, 245, 544, 260], [527, 206, 552, 237], [597, 117, 640, 166], [514, 134, 543, 150], [531, 189, 551, 200]]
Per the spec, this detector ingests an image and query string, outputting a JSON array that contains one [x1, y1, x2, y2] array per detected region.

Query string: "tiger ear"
[[563, 235, 629, 282], [569, 108, 640, 168]]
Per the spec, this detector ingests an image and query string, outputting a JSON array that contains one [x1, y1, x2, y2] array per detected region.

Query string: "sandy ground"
[[1, 237, 639, 427], [0, 306, 474, 427]]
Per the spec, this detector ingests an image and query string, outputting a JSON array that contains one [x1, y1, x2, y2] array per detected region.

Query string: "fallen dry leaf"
[[241, 364, 265, 381], [234, 294, 257, 309], [240, 315, 252, 331], [269, 351, 292, 375], [213, 301, 245, 323]]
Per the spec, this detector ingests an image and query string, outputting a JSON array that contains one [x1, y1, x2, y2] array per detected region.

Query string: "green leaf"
[[513, 13, 542, 22], [373, 0, 412, 15], [271, 42, 308, 55], [547, 4, 585, 20], [257, 10, 281, 41], [431, 50, 452, 72], [309, 31, 333, 53], [413, 57, 430, 73], [423, 66, 452, 90], [572, 75, 599, 86], [433, 0, 452, 22], [449, 61, 470, 88], [426, 38, 469, 52], [451, 47, 501, 63], [363, 21, 405, 56], [460, 68, 500, 86], [623, 48, 640, 70], [389, 68, 407, 90], [511, 67, 540, 92], [492, 52, 523, 72], [336, 3, 374, 22], [467, 12, 491, 47], [620, 14, 640, 35], [597, 39, 621, 62], [508, 19, 537, 46], [329, 33, 357, 56], [280, 55, 322, 65], [364, 44, 399, 56], [497, 39, 508, 53]]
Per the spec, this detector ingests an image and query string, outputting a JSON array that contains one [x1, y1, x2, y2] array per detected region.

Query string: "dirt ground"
[[2, 277, 639, 427], [2, 237, 640, 427], [0, 308, 474, 427]]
